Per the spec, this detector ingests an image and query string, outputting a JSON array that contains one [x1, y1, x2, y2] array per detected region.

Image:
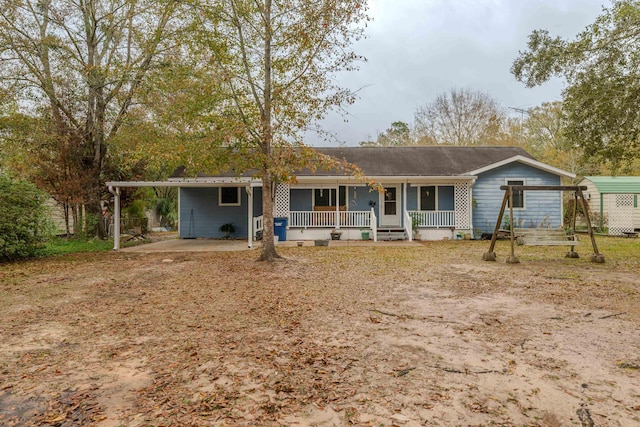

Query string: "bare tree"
[[413, 88, 506, 146]]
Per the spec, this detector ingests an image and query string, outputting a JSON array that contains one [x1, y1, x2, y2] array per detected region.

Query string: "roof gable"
[[464, 155, 576, 179]]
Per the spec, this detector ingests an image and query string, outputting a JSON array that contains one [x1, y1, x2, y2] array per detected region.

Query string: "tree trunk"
[[63, 202, 71, 236], [257, 172, 281, 261], [256, 0, 281, 262]]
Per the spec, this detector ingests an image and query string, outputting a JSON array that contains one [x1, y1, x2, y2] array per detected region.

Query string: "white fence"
[[253, 215, 264, 237], [408, 210, 456, 228], [404, 211, 413, 241], [289, 211, 371, 228]]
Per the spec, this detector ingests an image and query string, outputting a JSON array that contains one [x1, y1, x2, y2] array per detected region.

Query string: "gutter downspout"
[[469, 180, 475, 237], [108, 186, 120, 250], [600, 193, 604, 229]]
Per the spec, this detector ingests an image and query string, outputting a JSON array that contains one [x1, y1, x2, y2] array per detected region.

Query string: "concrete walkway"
[[120, 238, 255, 252], [120, 237, 422, 252]]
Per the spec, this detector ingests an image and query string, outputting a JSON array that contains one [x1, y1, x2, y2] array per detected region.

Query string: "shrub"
[[0, 175, 52, 261]]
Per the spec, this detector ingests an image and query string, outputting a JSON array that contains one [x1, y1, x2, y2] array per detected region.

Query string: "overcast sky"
[[313, 0, 606, 146]]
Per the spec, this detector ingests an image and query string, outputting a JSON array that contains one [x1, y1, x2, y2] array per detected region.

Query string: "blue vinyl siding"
[[351, 186, 376, 212], [472, 164, 563, 233], [253, 187, 263, 216], [179, 187, 260, 238], [407, 185, 419, 211], [438, 186, 455, 210]]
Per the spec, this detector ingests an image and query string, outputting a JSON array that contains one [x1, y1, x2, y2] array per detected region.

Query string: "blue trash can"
[[274, 217, 288, 242]]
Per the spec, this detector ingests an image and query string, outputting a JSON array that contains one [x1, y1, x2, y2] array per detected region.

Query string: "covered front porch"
[[259, 178, 474, 242]]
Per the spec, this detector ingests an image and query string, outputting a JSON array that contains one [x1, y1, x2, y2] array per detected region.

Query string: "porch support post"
[[506, 186, 520, 264], [468, 181, 474, 235], [404, 182, 411, 241], [108, 186, 121, 251], [247, 186, 253, 248], [335, 184, 340, 229]]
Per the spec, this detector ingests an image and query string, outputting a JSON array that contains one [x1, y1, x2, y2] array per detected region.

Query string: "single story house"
[[106, 146, 575, 249], [578, 176, 640, 235]]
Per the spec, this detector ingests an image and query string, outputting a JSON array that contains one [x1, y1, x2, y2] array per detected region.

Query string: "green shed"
[[578, 176, 640, 235]]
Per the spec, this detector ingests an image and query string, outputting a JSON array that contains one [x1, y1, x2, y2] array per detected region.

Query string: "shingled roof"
[[308, 146, 534, 176], [171, 146, 535, 178]]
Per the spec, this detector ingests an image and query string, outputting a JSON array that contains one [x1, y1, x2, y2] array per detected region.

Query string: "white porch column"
[[108, 186, 121, 250], [247, 186, 253, 248], [335, 184, 340, 229], [404, 182, 412, 241]]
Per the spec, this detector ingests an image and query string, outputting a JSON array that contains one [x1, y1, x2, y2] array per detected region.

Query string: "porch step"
[[377, 228, 407, 241]]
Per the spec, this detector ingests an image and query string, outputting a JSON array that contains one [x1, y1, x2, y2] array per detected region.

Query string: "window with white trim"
[[219, 187, 241, 206], [506, 179, 525, 209]]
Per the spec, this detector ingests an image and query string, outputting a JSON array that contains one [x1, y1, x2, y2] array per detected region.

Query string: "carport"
[[105, 178, 262, 251]]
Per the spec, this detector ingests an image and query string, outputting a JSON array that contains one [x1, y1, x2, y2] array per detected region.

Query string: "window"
[[419, 186, 454, 211], [384, 187, 397, 215], [506, 179, 524, 209], [420, 186, 436, 211], [314, 187, 346, 208], [219, 187, 241, 206]]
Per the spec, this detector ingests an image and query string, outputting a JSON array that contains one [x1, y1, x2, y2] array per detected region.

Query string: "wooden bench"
[[313, 205, 347, 212], [514, 228, 579, 246]]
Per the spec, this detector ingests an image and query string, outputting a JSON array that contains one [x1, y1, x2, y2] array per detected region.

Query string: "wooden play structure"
[[482, 185, 605, 264]]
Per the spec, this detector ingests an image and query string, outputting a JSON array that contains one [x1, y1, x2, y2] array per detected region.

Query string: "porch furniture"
[[483, 185, 604, 264], [514, 228, 579, 246], [313, 206, 346, 211]]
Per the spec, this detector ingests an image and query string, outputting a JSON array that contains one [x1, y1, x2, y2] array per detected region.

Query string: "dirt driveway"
[[1, 239, 639, 426]]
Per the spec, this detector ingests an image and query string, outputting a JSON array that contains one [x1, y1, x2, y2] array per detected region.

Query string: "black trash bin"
[[273, 217, 288, 242]]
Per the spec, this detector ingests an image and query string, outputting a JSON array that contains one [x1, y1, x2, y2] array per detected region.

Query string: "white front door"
[[379, 185, 401, 227]]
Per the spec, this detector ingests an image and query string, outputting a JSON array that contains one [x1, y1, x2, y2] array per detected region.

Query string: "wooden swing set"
[[482, 185, 605, 264]]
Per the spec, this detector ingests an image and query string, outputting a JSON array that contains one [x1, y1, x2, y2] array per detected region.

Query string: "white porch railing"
[[370, 208, 377, 242], [253, 215, 264, 237], [408, 210, 456, 228], [289, 211, 371, 228], [404, 210, 413, 241]]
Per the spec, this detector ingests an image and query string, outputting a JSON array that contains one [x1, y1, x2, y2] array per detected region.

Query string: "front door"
[[379, 185, 401, 227]]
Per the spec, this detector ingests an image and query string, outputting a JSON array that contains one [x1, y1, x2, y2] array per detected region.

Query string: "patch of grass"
[[40, 235, 152, 258], [41, 236, 114, 257]]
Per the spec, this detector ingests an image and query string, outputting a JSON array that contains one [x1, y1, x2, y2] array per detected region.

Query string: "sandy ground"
[[0, 238, 638, 426]]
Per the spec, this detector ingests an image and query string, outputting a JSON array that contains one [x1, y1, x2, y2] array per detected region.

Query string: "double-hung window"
[[506, 179, 525, 209]]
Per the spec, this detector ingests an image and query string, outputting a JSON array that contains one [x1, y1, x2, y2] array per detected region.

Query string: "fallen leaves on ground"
[[1, 239, 639, 426]]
